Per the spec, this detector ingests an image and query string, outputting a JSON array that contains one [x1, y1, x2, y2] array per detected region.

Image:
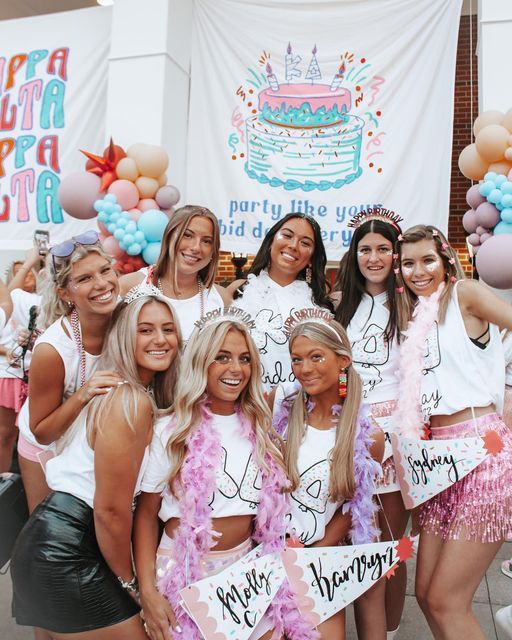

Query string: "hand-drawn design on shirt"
[[209, 447, 238, 507], [351, 322, 389, 396], [238, 453, 262, 509], [290, 458, 330, 544], [422, 322, 441, 374], [251, 309, 287, 353]]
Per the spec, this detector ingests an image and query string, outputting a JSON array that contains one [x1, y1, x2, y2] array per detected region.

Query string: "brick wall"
[[216, 13, 476, 283], [448, 14, 478, 276]]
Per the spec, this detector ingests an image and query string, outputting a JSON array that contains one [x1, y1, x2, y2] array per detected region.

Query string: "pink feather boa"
[[158, 401, 319, 640], [394, 284, 444, 439]]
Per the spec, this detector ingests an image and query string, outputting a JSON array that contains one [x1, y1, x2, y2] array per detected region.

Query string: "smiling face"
[[61, 253, 119, 316], [206, 328, 252, 415], [135, 301, 179, 385], [356, 232, 393, 295], [268, 217, 315, 283], [400, 238, 445, 297], [291, 335, 350, 399], [174, 216, 214, 278]]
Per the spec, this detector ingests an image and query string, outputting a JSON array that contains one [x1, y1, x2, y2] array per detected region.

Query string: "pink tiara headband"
[[347, 207, 403, 231]]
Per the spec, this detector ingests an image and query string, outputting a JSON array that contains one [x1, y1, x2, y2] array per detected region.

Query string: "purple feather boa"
[[158, 401, 318, 640]]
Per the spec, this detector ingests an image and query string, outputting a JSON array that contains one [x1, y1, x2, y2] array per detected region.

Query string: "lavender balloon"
[[466, 183, 487, 209], [475, 202, 500, 229], [476, 234, 512, 288], [462, 209, 478, 234]]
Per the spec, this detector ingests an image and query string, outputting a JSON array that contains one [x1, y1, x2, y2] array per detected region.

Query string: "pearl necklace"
[[70, 308, 86, 388], [157, 275, 206, 320]]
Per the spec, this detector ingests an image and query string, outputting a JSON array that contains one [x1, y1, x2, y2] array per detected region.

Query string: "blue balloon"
[[119, 241, 127, 251], [501, 181, 512, 195], [479, 181, 495, 197], [97, 211, 108, 223], [495, 174, 507, 187], [94, 199, 104, 212], [484, 171, 498, 182], [102, 202, 115, 215], [133, 230, 145, 243], [497, 203, 504, 211], [123, 233, 135, 247], [114, 229, 125, 241], [125, 221, 137, 234], [494, 221, 512, 235], [127, 242, 142, 256], [140, 239, 148, 250], [142, 241, 162, 265], [138, 210, 169, 243], [113, 204, 122, 213], [501, 208, 512, 224], [110, 212, 120, 223], [502, 194, 512, 208], [488, 188, 504, 204], [104, 194, 117, 203], [116, 216, 128, 228], [107, 223, 117, 234]]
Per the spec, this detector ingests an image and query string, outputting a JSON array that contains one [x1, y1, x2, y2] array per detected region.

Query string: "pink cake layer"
[[259, 83, 351, 113]]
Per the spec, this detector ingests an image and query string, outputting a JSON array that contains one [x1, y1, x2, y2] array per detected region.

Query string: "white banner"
[[0, 7, 111, 249], [187, 0, 461, 260]]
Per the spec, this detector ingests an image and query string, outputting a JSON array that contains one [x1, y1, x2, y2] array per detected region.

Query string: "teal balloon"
[[140, 239, 148, 249], [501, 209, 512, 224], [502, 182, 512, 195], [138, 210, 169, 243], [142, 241, 162, 265], [102, 202, 115, 215], [133, 230, 145, 243], [119, 241, 127, 250], [116, 216, 128, 228], [495, 175, 507, 187], [113, 204, 122, 213], [94, 199, 104, 212], [484, 171, 498, 182], [127, 242, 142, 256], [97, 211, 108, 222], [114, 229, 125, 240], [107, 223, 116, 233], [104, 194, 117, 203], [502, 194, 512, 208], [479, 181, 495, 197], [493, 221, 512, 235], [489, 189, 503, 204], [497, 203, 504, 211], [123, 233, 135, 246], [110, 212, 120, 223], [125, 221, 137, 234]]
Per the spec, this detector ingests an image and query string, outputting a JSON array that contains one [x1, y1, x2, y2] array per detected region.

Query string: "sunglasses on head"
[[50, 230, 100, 273]]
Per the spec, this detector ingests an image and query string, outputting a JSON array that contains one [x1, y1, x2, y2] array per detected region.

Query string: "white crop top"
[[288, 424, 340, 546], [232, 271, 317, 392], [45, 410, 149, 508], [420, 283, 505, 421], [347, 292, 400, 404], [138, 267, 224, 342], [17, 316, 101, 449], [141, 413, 262, 522]]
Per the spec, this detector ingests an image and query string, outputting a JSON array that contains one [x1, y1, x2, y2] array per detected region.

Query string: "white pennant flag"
[[179, 546, 286, 640], [391, 431, 503, 508]]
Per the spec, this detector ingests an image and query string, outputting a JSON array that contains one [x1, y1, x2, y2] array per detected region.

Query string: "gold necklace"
[[157, 275, 205, 319]]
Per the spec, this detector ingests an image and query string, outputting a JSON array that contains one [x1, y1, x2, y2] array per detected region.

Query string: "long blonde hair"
[[153, 205, 220, 292], [167, 318, 284, 494], [285, 320, 362, 502], [395, 224, 466, 331], [38, 243, 114, 330]]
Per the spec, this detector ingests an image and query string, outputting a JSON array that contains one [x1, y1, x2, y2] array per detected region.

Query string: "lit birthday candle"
[[266, 63, 279, 91], [330, 61, 345, 91], [285, 42, 302, 82]]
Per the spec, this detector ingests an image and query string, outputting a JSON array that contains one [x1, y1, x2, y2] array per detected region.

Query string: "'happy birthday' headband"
[[283, 307, 340, 340], [194, 306, 256, 333], [347, 207, 403, 231]]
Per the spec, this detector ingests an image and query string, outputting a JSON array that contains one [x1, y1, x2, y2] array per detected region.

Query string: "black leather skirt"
[[10, 491, 140, 633]]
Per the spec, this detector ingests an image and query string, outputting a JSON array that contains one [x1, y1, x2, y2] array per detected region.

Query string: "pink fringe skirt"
[[370, 399, 400, 494], [419, 413, 512, 542], [0, 377, 26, 412]]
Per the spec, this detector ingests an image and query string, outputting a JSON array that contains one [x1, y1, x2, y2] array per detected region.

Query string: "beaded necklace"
[[70, 308, 86, 388], [157, 274, 205, 319]]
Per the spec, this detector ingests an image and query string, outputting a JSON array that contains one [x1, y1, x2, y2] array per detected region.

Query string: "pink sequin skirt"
[[370, 400, 400, 494], [502, 388, 512, 431], [419, 413, 512, 542]]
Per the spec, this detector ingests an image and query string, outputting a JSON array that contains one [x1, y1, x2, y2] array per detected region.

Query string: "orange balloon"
[[475, 124, 510, 162], [157, 173, 167, 187], [473, 110, 504, 137], [488, 160, 512, 175], [458, 143, 489, 180], [135, 176, 159, 198], [502, 108, 512, 133], [116, 157, 139, 182]]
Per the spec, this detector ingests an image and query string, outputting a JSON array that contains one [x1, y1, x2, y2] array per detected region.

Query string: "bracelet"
[[117, 574, 139, 594]]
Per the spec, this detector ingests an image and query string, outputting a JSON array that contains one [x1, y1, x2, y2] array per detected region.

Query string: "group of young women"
[[5, 203, 512, 640]]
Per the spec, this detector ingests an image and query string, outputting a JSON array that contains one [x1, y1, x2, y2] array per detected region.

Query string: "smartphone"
[[34, 229, 50, 255]]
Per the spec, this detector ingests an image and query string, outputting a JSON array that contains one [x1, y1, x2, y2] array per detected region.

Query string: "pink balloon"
[[466, 184, 486, 209], [467, 233, 481, 246], [128, 208, 142, 222], [476, 234, 512, 288], [462, 209, 478, 234], [475, 226, 489, 235], [138, 198, 159, 212], [108, 179, 139, 210], [57, 172, 103, 220], [472, 245, 480, 255], [102, 236, 124, 259], [155, 185, 180, 209], [98, 220, 111, 237], [480, 232, 492, 243], [475, 202, 501, 229]]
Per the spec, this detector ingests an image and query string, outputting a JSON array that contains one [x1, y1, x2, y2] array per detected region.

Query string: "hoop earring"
[[306, 265, 312, 284], [338, 369, 347, 398]]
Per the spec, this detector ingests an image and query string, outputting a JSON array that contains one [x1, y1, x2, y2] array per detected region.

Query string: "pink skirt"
[[419, 413, 512, 542], [0, 377, 26, 412], [370, 399, 400, 494]]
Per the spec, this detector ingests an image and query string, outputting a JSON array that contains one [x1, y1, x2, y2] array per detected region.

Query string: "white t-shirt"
[[0, 290, 40, 379], [141, 413, 261, 522]]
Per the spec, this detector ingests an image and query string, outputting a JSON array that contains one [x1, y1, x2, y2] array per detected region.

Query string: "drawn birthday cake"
[[244, 46, 364, 191]]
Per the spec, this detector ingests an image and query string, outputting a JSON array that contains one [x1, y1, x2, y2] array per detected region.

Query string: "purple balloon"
[[466, 183, 487, 209], [480, 232, 492, 243], [467, 233, 481, 246], [475, 201, 501, 229], [472, 245, 480, 255], [476, 234, 512, 288], [475, 225, 489, 235], [462, 209, 478, 234], [58, 172, 104, 220], [155, 185, 180, 210]]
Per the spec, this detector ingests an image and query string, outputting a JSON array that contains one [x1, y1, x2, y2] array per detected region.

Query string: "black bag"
[[0, 472, 28, 569]]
